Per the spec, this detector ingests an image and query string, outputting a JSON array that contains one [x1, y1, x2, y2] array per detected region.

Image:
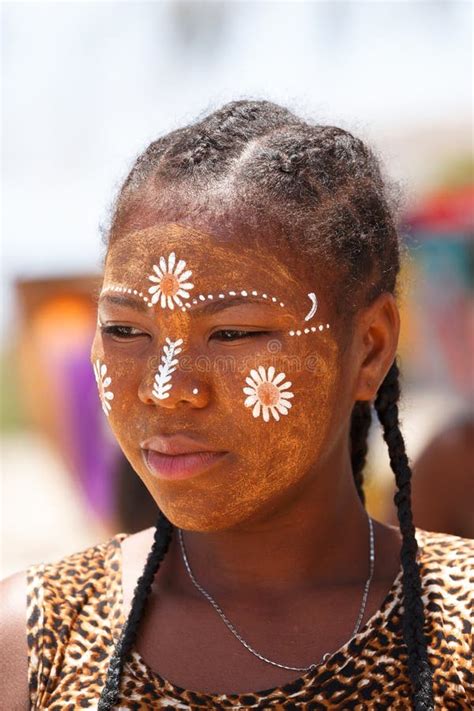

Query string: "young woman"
[[1, 100, 472, 710]]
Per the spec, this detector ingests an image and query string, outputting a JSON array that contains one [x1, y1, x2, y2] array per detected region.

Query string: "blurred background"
[[1, 0, 473, 577]]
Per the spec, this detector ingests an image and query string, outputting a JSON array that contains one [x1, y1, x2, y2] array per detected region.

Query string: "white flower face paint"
[[93, 358, 114, 416], [152, 337, 184, 400], [243, 365, 294, 422], [147, 251, 194, 309]]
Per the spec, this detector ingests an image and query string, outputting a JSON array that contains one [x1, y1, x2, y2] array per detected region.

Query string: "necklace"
[[178, 513, 375, 673]]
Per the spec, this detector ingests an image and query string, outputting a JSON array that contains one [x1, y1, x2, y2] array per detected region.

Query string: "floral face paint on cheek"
[[243, 365, 294, 422], [240, 292, 332, 422], [152, 337, 184, 400], [93, 358, 114, 416]]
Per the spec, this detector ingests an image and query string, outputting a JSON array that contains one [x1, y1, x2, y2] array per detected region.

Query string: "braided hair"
[[98, 511, 173, 710], [99, 100, 434, 709]]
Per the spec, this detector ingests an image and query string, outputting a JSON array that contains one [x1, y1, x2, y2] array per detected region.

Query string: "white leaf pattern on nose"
[[152, 338, 184, 400]]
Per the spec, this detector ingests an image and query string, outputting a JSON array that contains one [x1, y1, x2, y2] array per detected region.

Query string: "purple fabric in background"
[[63, 348, 121, 521]]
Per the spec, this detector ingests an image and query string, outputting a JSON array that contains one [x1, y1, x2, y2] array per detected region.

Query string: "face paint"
[[181, 290, 286, 313], [243, 365, 294, 422], [304, 292, 318, 321], [152, 337, 184, 400], [147, 252, 194, 309], [289, 323, 330, 337], [91, 222, 342, 531], [93, 358, 114, 416], [101, 283, 153, 307]]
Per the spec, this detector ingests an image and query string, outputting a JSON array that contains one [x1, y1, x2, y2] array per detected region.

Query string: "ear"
[[352, 293, 400, 402]]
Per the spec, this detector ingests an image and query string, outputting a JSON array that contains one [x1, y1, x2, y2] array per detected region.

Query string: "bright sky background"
[[2, 1, 472, 339]]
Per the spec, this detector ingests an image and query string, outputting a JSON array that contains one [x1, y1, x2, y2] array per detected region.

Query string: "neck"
[[164, 449, 373, 599]]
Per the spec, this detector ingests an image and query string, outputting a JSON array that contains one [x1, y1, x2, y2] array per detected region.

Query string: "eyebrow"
[[190, 295, 278, 316], [99, 293, 280, 315], [99, 294, 149, 312]]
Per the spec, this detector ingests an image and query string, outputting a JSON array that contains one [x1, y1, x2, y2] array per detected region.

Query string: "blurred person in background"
[[409, 414, 474, 539], [384, 180, 474, 538], [1, 101, 472, 709]]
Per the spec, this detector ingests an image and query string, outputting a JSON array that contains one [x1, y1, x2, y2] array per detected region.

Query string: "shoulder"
[[24, 535, 121, 628], [414, 529, 473, 695], [0, 570, 29, 709], [1, 533, 128, 709], [35, 533, 121, 591], [416, 527, 473, 633], [416, 527, 474, 573], [26, 532, 128, 635]]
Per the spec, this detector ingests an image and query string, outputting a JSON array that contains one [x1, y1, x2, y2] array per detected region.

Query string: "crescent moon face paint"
[[91, 222, 342, 531]]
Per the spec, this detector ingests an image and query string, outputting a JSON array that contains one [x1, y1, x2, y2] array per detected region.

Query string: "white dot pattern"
[[101, 284, 150, 305], [100, 284, 329, 337], [179, 290, 287, 311], [288, 324, 330, 336]]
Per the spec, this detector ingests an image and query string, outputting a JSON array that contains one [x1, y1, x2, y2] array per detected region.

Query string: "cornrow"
[[135, 100, 301, 184], [100, 99, 434, 708], [374, 362, 434, 710], [98, 510, 173, 710]]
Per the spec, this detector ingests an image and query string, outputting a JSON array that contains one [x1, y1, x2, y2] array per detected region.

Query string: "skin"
[[387, 418, 474, 538], [0, 218, 403, 701], [94, 222, 344, 532]]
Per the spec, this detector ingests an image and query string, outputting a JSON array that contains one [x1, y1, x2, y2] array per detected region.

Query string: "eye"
[[211, 330, 267, 342], [100, 324, 148, 340]]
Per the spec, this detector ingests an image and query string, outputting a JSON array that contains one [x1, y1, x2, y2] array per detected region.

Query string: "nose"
[[138, 340, 210, 409]]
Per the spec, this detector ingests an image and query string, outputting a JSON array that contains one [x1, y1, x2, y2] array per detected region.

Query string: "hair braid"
[[374, 361, 434, 710], [98, 510, 173, 710], [350, 400, 372, 506]]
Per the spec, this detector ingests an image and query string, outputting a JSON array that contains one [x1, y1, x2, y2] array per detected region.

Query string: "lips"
[[141, 434, 229, 481], [141, 433, 222, 456]]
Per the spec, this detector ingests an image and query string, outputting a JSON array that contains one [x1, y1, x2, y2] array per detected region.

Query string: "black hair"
[[98, 100, 434, 710], [98, 510, 173, 710]]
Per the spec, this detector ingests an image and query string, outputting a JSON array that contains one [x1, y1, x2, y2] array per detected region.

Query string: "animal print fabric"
[[26, 528, 473, 709]]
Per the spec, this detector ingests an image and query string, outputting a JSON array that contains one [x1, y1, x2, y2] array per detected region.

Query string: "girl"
[[1, 100, 472, 710]]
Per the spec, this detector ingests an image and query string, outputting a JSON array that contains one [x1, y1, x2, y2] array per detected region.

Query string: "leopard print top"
[[26, 527, 473, 709]]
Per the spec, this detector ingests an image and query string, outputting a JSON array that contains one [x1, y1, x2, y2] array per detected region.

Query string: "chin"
[[151, 489, 256, 533]]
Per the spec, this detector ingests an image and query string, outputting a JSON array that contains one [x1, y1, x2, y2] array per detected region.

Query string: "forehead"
[[104, 222, 305, 295]]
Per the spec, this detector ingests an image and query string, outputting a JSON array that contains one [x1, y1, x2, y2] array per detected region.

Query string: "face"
[[91, 222, 346, 531]]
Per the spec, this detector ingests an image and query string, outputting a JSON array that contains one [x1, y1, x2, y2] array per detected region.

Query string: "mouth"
[[142, 449, 229, 481]]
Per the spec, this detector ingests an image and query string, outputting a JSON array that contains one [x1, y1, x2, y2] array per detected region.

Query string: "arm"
[[0, 571, 30, 710]]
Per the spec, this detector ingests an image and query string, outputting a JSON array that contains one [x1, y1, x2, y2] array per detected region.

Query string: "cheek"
[[234, 349, 338, 471], [90, 338, 145, 443], [106, 360, 143, 440], [90, 334, 341, 531], [161, 345, 340, 530], [215, 340, 339, 443]]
